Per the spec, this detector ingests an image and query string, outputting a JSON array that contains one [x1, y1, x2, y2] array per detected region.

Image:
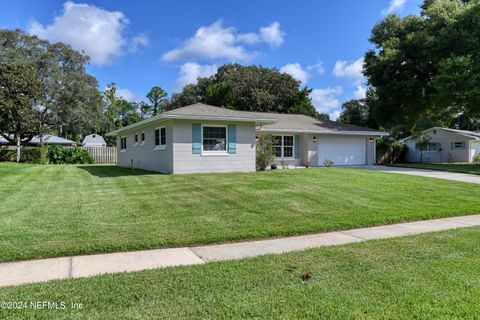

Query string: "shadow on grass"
[[77, 165, 160, 177]]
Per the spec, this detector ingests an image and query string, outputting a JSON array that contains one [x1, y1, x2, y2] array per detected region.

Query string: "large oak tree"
[[364, 0, 480, 134]]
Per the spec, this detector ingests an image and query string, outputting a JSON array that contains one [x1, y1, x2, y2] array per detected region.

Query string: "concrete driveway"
[[349, 165, 480, 184]]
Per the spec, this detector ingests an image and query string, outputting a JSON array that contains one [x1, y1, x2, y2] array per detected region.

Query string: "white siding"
[[172, 120, 256, 174], [404, 129, 472, 163], [117, 121, 174, 173]]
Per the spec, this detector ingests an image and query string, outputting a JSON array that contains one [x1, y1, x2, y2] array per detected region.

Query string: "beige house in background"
[[107, 104, 388, 174], [401, 127, 480, 163]]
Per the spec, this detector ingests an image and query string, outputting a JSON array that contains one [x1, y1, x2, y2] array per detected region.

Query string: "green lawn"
[[391, 162, 480, 175], [0, 163, 479, 263], [1, 227, 479, 319]]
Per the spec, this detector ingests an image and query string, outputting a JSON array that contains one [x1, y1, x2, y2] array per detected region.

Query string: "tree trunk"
[[16, 133, 21, 163], [39, 122, 44, 148]]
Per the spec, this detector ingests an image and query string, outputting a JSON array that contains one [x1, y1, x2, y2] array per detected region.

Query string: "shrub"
[[21, 148, 42, 163], [47, 145, 94, 164], [0, 147, 15, 162], [323, 159, 335, 167], [280, 160, 289, 169], [376, 138, 406, 164], [256, 134, 275, 171], [474, 153, 480, 163], [271, 163, 277, 170]]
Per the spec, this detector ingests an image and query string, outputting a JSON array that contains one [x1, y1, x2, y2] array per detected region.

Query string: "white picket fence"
[[81, 147, 117, 164]]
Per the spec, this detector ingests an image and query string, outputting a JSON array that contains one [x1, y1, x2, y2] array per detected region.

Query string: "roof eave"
[[257, 128, 389, 136]]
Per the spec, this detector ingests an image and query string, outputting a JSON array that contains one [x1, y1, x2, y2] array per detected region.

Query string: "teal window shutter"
[[192, 124, 201, 154], [228, 124, 237, 154], [294, 134, 300, 159]]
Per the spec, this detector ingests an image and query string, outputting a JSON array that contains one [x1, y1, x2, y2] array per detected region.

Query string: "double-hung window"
[[202, 126, 227, 152], [141, 132, 145, 145], [273, 135, 294, 158], [120, 137, 127, 151], [154, 127, 166, 150], [134, 133, 138, 146]]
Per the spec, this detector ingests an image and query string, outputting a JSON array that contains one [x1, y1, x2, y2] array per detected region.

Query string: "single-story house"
[[107, 103, 388, 174], [82, 134, 107, 147], [401, 127, 480, 163], [0, 134, 75, 146]]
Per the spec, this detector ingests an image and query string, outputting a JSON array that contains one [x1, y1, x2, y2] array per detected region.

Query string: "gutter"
[[257, 128, 389, 136]]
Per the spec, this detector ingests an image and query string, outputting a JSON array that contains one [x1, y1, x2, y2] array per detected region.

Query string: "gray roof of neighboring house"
[[82, 134, 107, 146], [0, 134, 75, 145], [441, 128, 480, 139], [401, 127, 480, 142], [107, 103, 388, 136]]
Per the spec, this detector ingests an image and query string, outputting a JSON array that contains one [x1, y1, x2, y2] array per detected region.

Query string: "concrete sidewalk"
[[1, 214, 480, 287], [349, 165, 480, 184]]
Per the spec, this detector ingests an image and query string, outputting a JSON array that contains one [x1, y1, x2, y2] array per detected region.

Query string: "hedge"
[[0, 146, 94, 164]]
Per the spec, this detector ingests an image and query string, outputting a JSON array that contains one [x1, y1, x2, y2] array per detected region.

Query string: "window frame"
[[453, 141, 465, 149], [154, 126, 166, 150], [141, 132, 145, 145], [272, 134, 295, 159], [134, 133, 138, 146], [120, 136, 127, 152], [201, 124, 228, 155]]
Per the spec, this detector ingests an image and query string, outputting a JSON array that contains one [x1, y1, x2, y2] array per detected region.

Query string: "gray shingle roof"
[[0, 134, 75, 145], [163, 103, 275, 120], [108, 103, 387, 136], [252, 112, 382, 133], [441, 128, 480, 139]]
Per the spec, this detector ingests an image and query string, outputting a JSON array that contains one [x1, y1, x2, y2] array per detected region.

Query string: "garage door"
[[318, 136, 366, 166]]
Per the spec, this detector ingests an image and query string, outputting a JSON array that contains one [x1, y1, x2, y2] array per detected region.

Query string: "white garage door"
[[318, 136, 366, 166]]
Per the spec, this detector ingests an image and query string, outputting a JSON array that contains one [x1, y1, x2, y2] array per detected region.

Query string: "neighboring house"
[[107, 103, 388, 174], [82, 134, 107, 147], [0, 134, 75, 146], [401, 127, 480, 163]]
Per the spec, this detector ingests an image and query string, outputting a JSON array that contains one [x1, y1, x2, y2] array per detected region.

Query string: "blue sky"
[[0, 0, 422, 119]]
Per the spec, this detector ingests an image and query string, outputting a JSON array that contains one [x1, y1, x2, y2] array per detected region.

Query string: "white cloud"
[[333, 57, 364, 81], [260, 21, 285, 48], [28, 1, 147, 65], [280, 63, 308, 85], [116, 87, 135, 102], [307, 62, 325, 75], [353, 85, 367, 99], [129, 33, 149, 53], [381, 0, 407, 15], [161, 20, 285, 63], [174, 62, 218, 89], [309, 86, 343, 118]]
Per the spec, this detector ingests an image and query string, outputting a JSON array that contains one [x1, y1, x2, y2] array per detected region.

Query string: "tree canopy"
[[364, 0, 480, 134], [0, 29, 103, 141], [167, 64, 327, 119], [0, 63, 44, 161]]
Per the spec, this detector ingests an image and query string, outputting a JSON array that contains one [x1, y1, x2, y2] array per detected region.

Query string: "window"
[[453, 141, 465, 149], [203, 126, 226, 151], [141, 132, 145, 144], [154, 127, 166, 150], [273, 135, 294, 158], [134, 134, 138, 145], [120, 137, 127, 151], [416, 142, 438, 152]]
